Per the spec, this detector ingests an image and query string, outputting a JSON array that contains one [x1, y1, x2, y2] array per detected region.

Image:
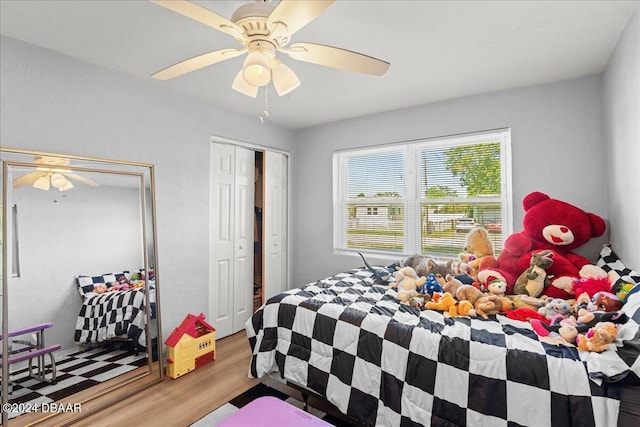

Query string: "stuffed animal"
[[580, 264, 609, 280], [497, 296, 514, 313], [573, 277, 611, 299], [448, 300, 477, 317], [93, 283, 108, 294], [537, 297, 572, 321], [508, 294, 547, 310], [507, 307, 550, 323], [442, 274, 465, 295], [576, 322, 618, 352], [358, 252, 396, 285], [393, 266, 417, 283], [450, 258, 472, 277], [402, 255, 453, 281], [425, 292, 457, 312], [482, 192, 606, 298], [570, 292, 591, 316], [610, 273, 637, 302], [513, 250, 554, 297], [476, 270, 507, 296], [474, 294, 507, 319], [409, 294, 429, 310], [530, 291, 628, 343], [571, 264, 611, 298], [607, 270, 634, 301], [587, 291, 623, 313], [455, 284, 483, 305], [459, 227, 498, 279], [420, 273, 443, 296], [131, 281, 145, 290], [393, 267, 427, 305]]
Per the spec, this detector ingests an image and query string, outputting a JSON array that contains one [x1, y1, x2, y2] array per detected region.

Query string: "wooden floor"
[[80, 331, 258, 426], [19, 332, 259, 427]]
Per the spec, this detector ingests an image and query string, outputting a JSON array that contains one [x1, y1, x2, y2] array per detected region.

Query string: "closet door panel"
[[213, 259, 232, 331], [263, 151, 288, 301], [232, 146, 254, 331], [210, 143, 236, 338]]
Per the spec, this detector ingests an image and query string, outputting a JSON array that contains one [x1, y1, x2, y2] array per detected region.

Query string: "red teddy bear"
[[487, 192, 606, 298]]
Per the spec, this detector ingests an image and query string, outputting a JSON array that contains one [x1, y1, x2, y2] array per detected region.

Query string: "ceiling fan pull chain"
[[259, 86, 270, 123]]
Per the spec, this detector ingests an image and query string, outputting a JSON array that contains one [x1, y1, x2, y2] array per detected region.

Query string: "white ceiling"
[[1, 0, 637, 129]]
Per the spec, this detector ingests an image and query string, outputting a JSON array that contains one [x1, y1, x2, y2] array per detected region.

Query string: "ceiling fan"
[[150, 0, 390, 97], [12, 156, 99, 192]]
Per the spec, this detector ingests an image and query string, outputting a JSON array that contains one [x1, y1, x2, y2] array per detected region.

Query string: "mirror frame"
[[1, 148, 163, 425]]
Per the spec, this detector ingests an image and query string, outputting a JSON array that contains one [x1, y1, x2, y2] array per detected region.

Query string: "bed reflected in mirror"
[[1, 149, 162, 426]]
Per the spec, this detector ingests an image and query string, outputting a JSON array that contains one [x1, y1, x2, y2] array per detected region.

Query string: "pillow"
[[75, 271, 130, 298], [596, 245, 640, 286]]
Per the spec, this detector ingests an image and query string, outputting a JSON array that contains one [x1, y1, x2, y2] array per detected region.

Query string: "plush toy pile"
[[377, 191, 640, 354], [92, 271, 148, 294]]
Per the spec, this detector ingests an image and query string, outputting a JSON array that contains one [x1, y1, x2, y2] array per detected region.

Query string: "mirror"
[[1, 148, 163, 426]]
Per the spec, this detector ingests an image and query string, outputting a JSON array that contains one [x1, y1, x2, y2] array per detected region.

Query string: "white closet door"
[[263, 151, 288, 301], [232, 146, 254, 331], [209, 143, 254, 338]]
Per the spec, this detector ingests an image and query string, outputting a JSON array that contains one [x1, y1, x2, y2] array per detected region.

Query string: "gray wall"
[[0, 35, 296, 342], [292, 75, 608, 285], [603, 6, 640, 266]]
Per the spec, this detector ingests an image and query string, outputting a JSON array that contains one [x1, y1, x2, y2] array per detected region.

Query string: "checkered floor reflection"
[[2, 347, 147, 420]]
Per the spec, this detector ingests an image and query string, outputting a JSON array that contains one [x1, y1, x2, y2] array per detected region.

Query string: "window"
[[333, 129, 512, 258]]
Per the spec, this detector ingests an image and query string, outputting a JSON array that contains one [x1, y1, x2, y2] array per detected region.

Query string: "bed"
[[73, 271, 156, 350], [246, 247, 640, 426]]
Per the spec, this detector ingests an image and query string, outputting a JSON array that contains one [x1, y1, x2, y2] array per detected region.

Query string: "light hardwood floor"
[[81, 331, 258, 426], [21, 332, 258, 427]]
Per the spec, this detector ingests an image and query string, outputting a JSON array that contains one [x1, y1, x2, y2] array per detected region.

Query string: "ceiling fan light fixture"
[[59, 180, 74, 192], [50, 173, 65, 187], [232, 69, 259, 98], [50, 173, 69, 190], [271, 59, 301, 96], [33, 176, 50, 191], [242, 50, 271, 87]]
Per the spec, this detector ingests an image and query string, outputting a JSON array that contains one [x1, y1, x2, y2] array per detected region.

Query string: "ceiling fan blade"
[[152, 48, 247, 80], [267, 0, 335, 37], [285, 42, 390, 76], [63, 172, 99, 187], [12, 171, 44, 188], [149, 0, 244, 40]]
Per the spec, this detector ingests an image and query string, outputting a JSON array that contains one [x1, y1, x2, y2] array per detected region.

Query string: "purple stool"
[[0, 322, 61, 391], [218, 396, 333, 427]]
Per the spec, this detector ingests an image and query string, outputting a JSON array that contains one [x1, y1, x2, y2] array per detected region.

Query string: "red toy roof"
[[165, 313, 216, 347]]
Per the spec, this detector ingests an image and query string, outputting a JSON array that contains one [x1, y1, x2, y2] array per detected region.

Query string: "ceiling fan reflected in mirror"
[[12, 156, 99, 192], [150, 0, 390, 97]]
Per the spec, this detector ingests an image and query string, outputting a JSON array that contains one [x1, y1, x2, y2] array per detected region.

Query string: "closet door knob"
[[239, 245, 244, 250]]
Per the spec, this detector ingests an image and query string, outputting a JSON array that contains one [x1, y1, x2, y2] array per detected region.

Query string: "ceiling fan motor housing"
[[231, 2, 289, 47]]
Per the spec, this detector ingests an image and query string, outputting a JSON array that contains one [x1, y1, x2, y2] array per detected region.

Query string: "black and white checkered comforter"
[[247, 268, 640, 427], [74, 289, 147, 348]]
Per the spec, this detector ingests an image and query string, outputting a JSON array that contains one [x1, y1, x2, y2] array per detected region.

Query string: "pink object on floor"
[[217, 396, 333, 427]]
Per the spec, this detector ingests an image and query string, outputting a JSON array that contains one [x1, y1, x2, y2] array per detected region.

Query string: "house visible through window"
[[333, 129, 512, 258]]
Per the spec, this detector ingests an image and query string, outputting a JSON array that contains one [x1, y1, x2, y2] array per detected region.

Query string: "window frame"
[[333, 129, 512, 259]]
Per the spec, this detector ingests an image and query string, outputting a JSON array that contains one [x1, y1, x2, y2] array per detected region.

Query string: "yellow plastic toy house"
[[165, 313, 216, 379]]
